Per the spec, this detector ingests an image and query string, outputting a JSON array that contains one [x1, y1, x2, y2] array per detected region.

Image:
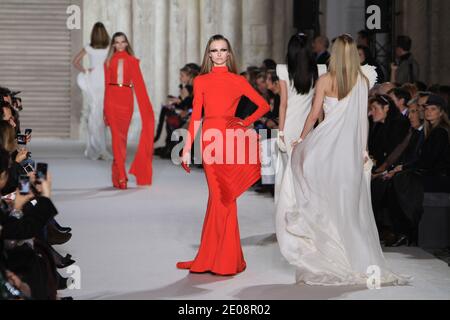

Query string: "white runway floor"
[[29, 138, 450, 300]]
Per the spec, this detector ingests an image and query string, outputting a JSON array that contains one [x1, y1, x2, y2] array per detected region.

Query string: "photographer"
[[0, 147, 58, 299]]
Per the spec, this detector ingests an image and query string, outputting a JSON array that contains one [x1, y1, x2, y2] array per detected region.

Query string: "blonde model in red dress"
[[104, 33, 155, 189], [177, 35, 270, 276]]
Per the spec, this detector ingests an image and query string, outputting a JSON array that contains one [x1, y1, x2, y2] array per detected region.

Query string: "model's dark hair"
[[370, 94, 401, 121], [286, 33, 318, 95], [90, 22, 110, 49]]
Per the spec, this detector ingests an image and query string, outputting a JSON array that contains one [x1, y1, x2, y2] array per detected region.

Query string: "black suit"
[[316, 51, 330, 66], [369, 116, 411, 169]]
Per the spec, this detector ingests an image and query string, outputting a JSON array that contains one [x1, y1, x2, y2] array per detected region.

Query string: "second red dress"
[[177, 66, 270, 275], [104, 51, 155, 187]]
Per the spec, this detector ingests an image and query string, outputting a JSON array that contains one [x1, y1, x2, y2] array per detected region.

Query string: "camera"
[[18, 175, 30, 195], [16, 134, 27, 145], [36, 163, 48, 182]]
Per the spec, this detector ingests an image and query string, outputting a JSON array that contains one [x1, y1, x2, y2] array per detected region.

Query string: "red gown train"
[[104, 51, 155, 186], [177, 66, 270, 275]]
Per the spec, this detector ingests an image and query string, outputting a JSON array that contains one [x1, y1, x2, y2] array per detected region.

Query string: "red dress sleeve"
[[103, 62, 111, 126], [130, 57, 154, 113], [238, 76, 270, 127], [183, 76, 203, 155]]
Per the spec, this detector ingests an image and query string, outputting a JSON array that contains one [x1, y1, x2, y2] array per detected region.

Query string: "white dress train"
[[77, 45, 112, 160], [276, 65, 410, 286]]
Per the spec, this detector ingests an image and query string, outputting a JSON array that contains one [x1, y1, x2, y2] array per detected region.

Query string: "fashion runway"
[[30, 139, 450, 300]]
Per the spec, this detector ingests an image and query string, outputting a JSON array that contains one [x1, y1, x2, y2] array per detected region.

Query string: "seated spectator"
[[368, 94, 411, 168], [388, 87, 412, 118], [264, 70, 280, 130], [380, 94, 450, 246], [371, 99, 426, 243], [400, 83, 419, 100], [154, 63, 199, 144]]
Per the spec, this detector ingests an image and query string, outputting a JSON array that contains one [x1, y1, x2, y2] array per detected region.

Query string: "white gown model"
[[276, 65, 409, 286], [77, 45, 112, 160], [274, 64, 327, 202]]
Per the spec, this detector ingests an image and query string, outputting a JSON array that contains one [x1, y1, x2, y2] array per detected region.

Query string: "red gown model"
[[177, 66, 270, 275], [104, 50, 155, 187]]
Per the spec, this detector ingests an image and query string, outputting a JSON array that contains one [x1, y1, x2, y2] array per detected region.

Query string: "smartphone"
[[18, 175, 30, 195], [24, 129, 32, 135], [17, 134, 27, 145], [36, 163, 48, 182]]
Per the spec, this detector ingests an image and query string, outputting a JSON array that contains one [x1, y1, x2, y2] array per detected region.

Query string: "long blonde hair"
[[329, 34, 368, 100], [200, 34, 238, 75], [106, 32, 135, 66], [424, 106, 450, 141]]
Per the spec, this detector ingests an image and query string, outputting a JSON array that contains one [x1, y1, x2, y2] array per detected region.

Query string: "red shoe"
[[176, 261, 193, 270], [118, 180, 127, 190]]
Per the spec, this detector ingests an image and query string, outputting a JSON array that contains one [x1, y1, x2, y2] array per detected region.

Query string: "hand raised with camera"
[[15, 148, 28, 163], [35, 172, 52, 198], [14, 189, 35, 210]]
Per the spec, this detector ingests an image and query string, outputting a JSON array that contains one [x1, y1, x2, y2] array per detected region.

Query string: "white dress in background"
[[274, 64, 327, 251], [277, 65, 409, 286], [77, 45, 112, 160]]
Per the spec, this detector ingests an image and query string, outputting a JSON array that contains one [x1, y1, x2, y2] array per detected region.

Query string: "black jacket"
[[369, 116, 411, 167], [408, 127, 450, 176]]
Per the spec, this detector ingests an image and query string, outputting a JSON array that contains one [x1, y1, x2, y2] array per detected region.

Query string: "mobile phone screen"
[[19, 176, 30, 195], [36, 163, 48, 181]]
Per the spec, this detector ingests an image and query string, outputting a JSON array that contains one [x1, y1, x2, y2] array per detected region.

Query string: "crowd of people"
[[154, 33, 450, 252], [2, 28, 448, 297], [0, 87, 74, 300]]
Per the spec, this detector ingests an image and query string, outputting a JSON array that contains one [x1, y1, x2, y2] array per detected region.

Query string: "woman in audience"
[[154, 64, 199, 145], [380, 94, 450, 246], [371, 99, 425, 244], [368, 94, 410, 168]]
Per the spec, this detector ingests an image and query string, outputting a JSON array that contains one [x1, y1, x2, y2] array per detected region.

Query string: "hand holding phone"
[[18, 175, 30, 195], [36, 163, 48, 183]]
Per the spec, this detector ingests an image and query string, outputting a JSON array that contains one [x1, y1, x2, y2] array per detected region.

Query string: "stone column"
[[242, 0, 273, 68], [220, 0, 243, 68], [185, 0, 201, 64]]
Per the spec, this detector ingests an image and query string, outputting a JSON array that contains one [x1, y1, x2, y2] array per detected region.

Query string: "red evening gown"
[[104, 51, 155, 187], [177, 66, 270, 275]]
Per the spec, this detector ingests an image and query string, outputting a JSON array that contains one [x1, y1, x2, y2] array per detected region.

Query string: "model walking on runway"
[[278, 34, 409, 286], [104, 32, 155, 189], [177, 34, 270, 276], [73, 22, 112, 161]]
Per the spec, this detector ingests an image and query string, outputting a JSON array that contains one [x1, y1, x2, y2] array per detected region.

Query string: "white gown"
[[276, 65, 410, 286], [77, 45, 112, 160], [274, 64, 326, 210]]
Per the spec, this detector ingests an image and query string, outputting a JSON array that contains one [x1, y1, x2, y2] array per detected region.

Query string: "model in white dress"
[[277, 63, 409, 286], [77, 45, 112, 160], [274, 64, 326, 252]]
